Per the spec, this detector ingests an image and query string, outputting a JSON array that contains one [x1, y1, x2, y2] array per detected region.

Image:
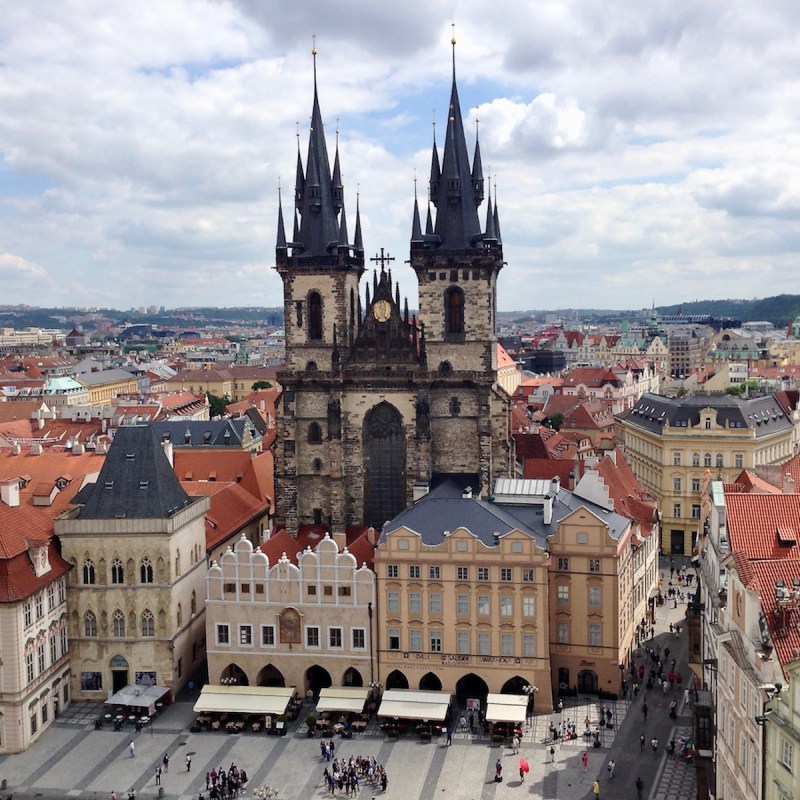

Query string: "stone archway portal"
[[363, 402, 406, 528]]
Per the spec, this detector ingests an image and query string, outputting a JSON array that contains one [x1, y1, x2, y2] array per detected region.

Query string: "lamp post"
[[522, 684, 539, 728]]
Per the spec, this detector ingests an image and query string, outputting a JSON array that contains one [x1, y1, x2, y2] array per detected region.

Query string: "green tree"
[[548, 412, 564, 431], [207, 393, 231, 417], [251, 380, 272, 391]]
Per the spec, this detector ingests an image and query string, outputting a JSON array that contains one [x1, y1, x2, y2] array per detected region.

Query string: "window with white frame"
[[782, 738, 793, 771], [673, 477, 681, 492], [500, 595, 513, 616], [388, 628, 400, 650], [692, 452, 700, 467], [261, 625, 275, 646], [456, 594, 469, 614], [306, 626, 320, 647], [673, 503, 681, 518], [329, 627, 343, 648], [522, 596, 535, 616], [500, 633, 513, 656], [589, 624, 602, 646], [429, 592, 442, 614], [430, 630, 442, 652], [477, 632, 490, 655], [24, 601, 32, 627], [589, 559, 601, 573], [409, 628, 422, 652], [216, 623, 230, 644], [60, 627, 67, 656], [557, 621, 569, 643], [409, 592, 422, 613], [557, 584, 569, 604], [429, 565, 441, 579], [37, 643, 45, 673], [26, 651, 34, 683], [352, 628, 366, 649], [35, 593, 43, 619], [692, 477, 701, 492], [673, 451, 681, 466], [457, 631, 470, 654], [409, 565, 420, 579], [477, 595, 490, 615], [387, 564, 398, 578], [238, 625, 253, 646], [50, 633, 57, 664], [477, 567, 489, 581], [589, 586, 602, 606], [523, 633, 536, 657], [500, 567, 512, 581], [387, 591, 400, 612], [523, 568, 535, 582], [735, 453, 743, 469], [457, 566, 469, 581], [557, 557, 569, 571], [47, 584, 55, 610]]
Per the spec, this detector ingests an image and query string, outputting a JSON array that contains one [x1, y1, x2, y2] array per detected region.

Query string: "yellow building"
[[76, 368, 140, 406], [617, 392, 798, 555]]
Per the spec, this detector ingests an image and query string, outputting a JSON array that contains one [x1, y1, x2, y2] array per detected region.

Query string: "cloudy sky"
[[1, 1, 799, 313]]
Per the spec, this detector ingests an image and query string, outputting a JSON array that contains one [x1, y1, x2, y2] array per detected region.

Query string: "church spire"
[[276, 184, 287, 251], [354, 190, 364, 254], [425, 30, 482, 250], [484, 176, 496, 242], [411, 175, 423, 242], [471, 118, 484, 204]]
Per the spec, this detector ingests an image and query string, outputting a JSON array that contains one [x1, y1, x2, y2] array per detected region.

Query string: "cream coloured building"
[[56, 426, 209, 700], [205, 531, 375, 693], [617, 392, 798, 555]]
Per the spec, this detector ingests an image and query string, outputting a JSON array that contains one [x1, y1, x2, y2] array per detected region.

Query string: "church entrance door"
[[363, 403, 406, 528]]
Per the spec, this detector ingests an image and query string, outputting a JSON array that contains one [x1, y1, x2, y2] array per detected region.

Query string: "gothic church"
[[274, 47, 513, 534]]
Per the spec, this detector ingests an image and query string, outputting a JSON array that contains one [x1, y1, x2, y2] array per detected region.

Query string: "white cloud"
[[1, 1, 800, 310]]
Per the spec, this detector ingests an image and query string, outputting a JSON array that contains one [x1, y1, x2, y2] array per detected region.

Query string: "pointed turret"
[[354, 194, 364, 254], [429, 127, 441, 200], [425, 204, 434, 236], [332, 134, 344, 212], [338, 201, 349, 249], [276, 187, 287, 251], [472, 119, 484, 205], [493, 194, 502, 245], [425, 36, 482, 249], [411, 184, 423, 242], [484, 192, 496, 242]]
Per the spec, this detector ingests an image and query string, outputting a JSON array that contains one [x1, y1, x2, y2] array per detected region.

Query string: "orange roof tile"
[[726, 493, 800, 560]]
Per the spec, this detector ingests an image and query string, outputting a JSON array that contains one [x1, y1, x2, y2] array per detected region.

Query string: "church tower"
[[274, 42, 512, 536]]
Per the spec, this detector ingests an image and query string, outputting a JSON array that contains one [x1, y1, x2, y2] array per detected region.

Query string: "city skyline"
[[1, 2, 799, 310]]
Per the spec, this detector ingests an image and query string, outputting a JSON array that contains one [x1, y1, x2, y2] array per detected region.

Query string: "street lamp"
[[522, 684, 539, 728]]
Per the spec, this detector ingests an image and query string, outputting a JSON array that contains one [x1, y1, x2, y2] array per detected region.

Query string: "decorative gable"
[[29, 544, 51, 577]]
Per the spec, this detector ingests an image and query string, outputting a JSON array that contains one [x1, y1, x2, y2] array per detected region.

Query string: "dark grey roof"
[[380, 479, 629, 547], [149, 418, 252, 447], [620, 392, 793, 438], [74, 426, 192, 519]]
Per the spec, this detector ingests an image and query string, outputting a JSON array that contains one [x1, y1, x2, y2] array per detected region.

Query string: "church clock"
[[373, 299, 391, 323]]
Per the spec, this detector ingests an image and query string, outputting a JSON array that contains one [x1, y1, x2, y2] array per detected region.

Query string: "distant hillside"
[[656, 294, 800, 327]]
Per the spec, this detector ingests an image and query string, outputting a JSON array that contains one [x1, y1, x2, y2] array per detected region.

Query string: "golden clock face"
[[373, 299, 391, 323]]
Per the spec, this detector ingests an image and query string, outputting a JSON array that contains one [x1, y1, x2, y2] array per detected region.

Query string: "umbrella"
[[519, 758, 530, 773]]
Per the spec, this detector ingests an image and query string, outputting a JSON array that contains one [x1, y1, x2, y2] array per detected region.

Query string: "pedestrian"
[[651, 736, 659, 755], [642, 703, 648, 721], [495, 758, 503, 783], [155, 767, 161, 786], [684, 688, 690, 707], [582, 751, 589, 772], [557, 699, 564, 713], [550, 745, 556, 763], [446, 727, 452, 746], [640, 732, 645, 751], [607, 759, 615, 779], [512, 734, 519, 754], [636, 776, 644, 800], [110, 792, 117, 800], [592, 778, 601, 798], [129, 740, 135, 758], [163, 753, 170, 773], [186, 754, 192, 771], [519, 763, 525, 782]]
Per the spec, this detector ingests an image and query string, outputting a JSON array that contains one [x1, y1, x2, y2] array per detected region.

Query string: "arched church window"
[[112, 610, 125, 637], [83, 559, 95, 585], [111, 558, 124, 584], [445, 287, 464, 335], [140, 557, 154, 584], [438, 361, 452, 375], [84, 610, 97, 637], [308, 422, 322, 443], [141, 610, 155, 637], [308, 292, 323, 340]]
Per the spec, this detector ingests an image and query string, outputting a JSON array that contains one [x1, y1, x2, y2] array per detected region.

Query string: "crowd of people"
[[322, 754, 388, 795], [203, 762, 248, 799]]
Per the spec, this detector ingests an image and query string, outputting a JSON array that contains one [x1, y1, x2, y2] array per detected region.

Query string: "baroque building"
[[273, 49, 513, 535]]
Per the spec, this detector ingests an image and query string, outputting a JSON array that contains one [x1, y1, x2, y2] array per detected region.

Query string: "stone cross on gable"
[[369, 248, 395, 272]]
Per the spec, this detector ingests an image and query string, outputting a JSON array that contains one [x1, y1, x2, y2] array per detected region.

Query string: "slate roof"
[[380, 478, 629, 547], [149, 418, 254, 447], [620, 392, 793, 437], [74, 426, 192, 519]]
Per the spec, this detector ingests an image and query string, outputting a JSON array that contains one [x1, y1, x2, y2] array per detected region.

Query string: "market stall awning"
[[485, 693, 528, 723], [105, 684, 169, 712], [377, 689, 451, 722], [192, 685, 295, 716], [315, 686, 370, 714]]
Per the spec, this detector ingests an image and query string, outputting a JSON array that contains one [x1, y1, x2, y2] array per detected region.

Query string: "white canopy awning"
[[485, 693, 528, 723], [377, 689, 451, 722], [315, 686, 370, 714], [192, 685, 295, 716], [105, 684, 169, 713]]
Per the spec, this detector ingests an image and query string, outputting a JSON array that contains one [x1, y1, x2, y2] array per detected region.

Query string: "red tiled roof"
[[726, 493, 800, 560], [0, 541, 72, 602], [174, 450, 254, 484], [750, 560, 800, 672], [592, 449, 658, 535], [523, 459, 578, 485]]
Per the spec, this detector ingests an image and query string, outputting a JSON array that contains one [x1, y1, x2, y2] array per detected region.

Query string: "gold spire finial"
[[451, 24, 456, 78], [312, 33, 317, 56], [451, 23, 456, 46]]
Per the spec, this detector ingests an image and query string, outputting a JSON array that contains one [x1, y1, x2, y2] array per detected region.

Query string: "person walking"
[[128, 740, 135, 759], [651, 736, 659, 756], [163, 753, 170, 773], [495, 758, 503, 783], [110, 792, 117, 800], [155, 767, 161, 786], [642, 702, 648, 721], [636, 776, 644, 800], [186, 754, 192, 772], [550, 745, 556, 763], [607, 759, 615, 779], [446, 728, 452, 746], [582, 751, 589, 772], [592, 778, 601, 798], [640, 732, 646, 751]]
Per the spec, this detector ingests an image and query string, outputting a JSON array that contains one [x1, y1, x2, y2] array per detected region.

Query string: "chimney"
[[162, 440, 174, 467], [72, 442, 85, 455], [784, 474, 795, 494], [0, 477, 20, 507], [11, 443, 21, 455], [30, 442, 43, 455], [543, 495, 554, 525]]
